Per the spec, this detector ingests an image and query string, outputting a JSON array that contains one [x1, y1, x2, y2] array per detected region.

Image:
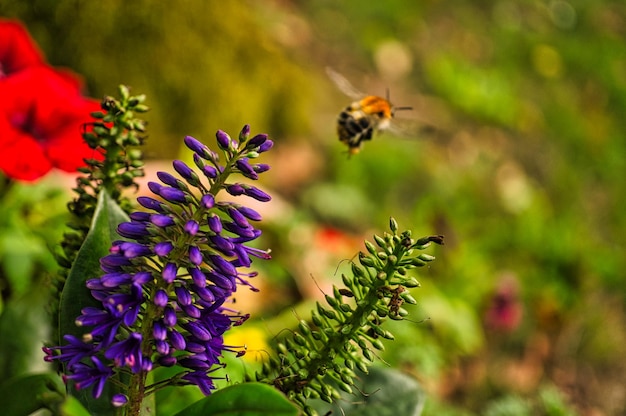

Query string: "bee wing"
[[385, 118, 440, 141], [326, 67, 364, 100]]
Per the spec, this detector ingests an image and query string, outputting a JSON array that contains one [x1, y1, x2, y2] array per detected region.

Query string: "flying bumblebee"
[[327, 67, 413, 155]]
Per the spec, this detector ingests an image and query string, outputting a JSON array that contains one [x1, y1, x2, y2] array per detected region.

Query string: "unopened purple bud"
[[258, 139, 273, 153], [173, 160, 199, 184], [158, 356, 177, 367], [189, 246, 203, 266], [189, 268, 207, 288], [186, 341, 206, 353], [117, 222, 149, 239], [186, 322, 212, 341], [226, 184, 245, 196], [154, 241, 174, 257], [195, 285, 215, 303], [253, 163, 270, 174], [223, 221, 255, 238], [137, 196, 166, 213], [154, 289, 169, 307], [237, 206, 262, 221], [169, 330, 186, 350], [228, 207, 250, 228], [235, 158, 258, 180], [208, 271, 236, 291], [182, 303, 202, 319], [148, 181, 163, 195], [239, 124, 251, 141], [160, 187, 188, 204], [164, 306, 177, 327], [150, 214, 175, 228], [202, 165, 218, 179], [200, 194, 215, 209], [210, 255, 237, 276], [129, 211, 151, 221], [101, 254, 132, 269], [216, 130, 232, 150], [163, 262, 177, 283], [120, 242, 151, 258], [175, 286, 192, 306], [207, 214, 222, 233], [155, 339, 170, 355], [184, 135, 210, 158], [247, 133, 268, 148], [209, 235, 235, 253], [244, 185, 271, 202], [112, 394, 128, 408], [153, 321, 167, 340], [157, 171, 179, 188], [184, 220, 200, 236], [133, 271, 152, 285], [100, 272, 132, 288]]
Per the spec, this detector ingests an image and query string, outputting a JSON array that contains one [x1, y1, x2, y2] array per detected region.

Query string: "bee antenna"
[[395, 106, 413, 111], [386, 87, 390, 102]]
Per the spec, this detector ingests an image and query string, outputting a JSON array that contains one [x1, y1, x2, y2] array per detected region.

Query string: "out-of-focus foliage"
[[2, 0, 625, 415]]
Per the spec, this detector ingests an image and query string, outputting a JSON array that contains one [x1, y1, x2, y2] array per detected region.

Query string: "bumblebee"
[[327, 68, 412, 155]]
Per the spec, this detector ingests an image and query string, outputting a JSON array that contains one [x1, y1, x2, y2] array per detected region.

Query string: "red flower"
[[0, 19, 45, 77], [0, 19, 101, 181], [0, 66, 101, 181]]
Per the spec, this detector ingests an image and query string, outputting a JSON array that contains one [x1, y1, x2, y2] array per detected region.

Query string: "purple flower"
[[104, 332, 151, 373], [63, 356, 113, 399], [47, 127, 273, 401]]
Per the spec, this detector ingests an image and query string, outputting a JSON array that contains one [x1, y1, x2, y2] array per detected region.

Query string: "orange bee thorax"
[[357, 96, 393, 119]]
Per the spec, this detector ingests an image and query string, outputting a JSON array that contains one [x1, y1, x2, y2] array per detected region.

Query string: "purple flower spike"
[[47, 127, 273, 400]]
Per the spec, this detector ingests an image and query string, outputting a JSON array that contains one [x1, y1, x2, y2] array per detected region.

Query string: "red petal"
[[0, 19, 45, 76]]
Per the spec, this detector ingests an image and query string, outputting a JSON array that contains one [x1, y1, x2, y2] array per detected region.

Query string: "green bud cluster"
[[51, 86, 148, 336], [258, 218, 443, 415]]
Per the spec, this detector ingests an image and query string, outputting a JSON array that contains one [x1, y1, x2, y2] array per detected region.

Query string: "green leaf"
[[0, 373, 65, 416], [173, 383, 299, 416], [0, 285, 50, 380], [57, 190, 130, 415], [310, 366, 426, 416], [58, 190, 129, 342]]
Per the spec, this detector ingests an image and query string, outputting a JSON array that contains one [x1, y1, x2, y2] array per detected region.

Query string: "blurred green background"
[[1, 0, 625, 415]]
